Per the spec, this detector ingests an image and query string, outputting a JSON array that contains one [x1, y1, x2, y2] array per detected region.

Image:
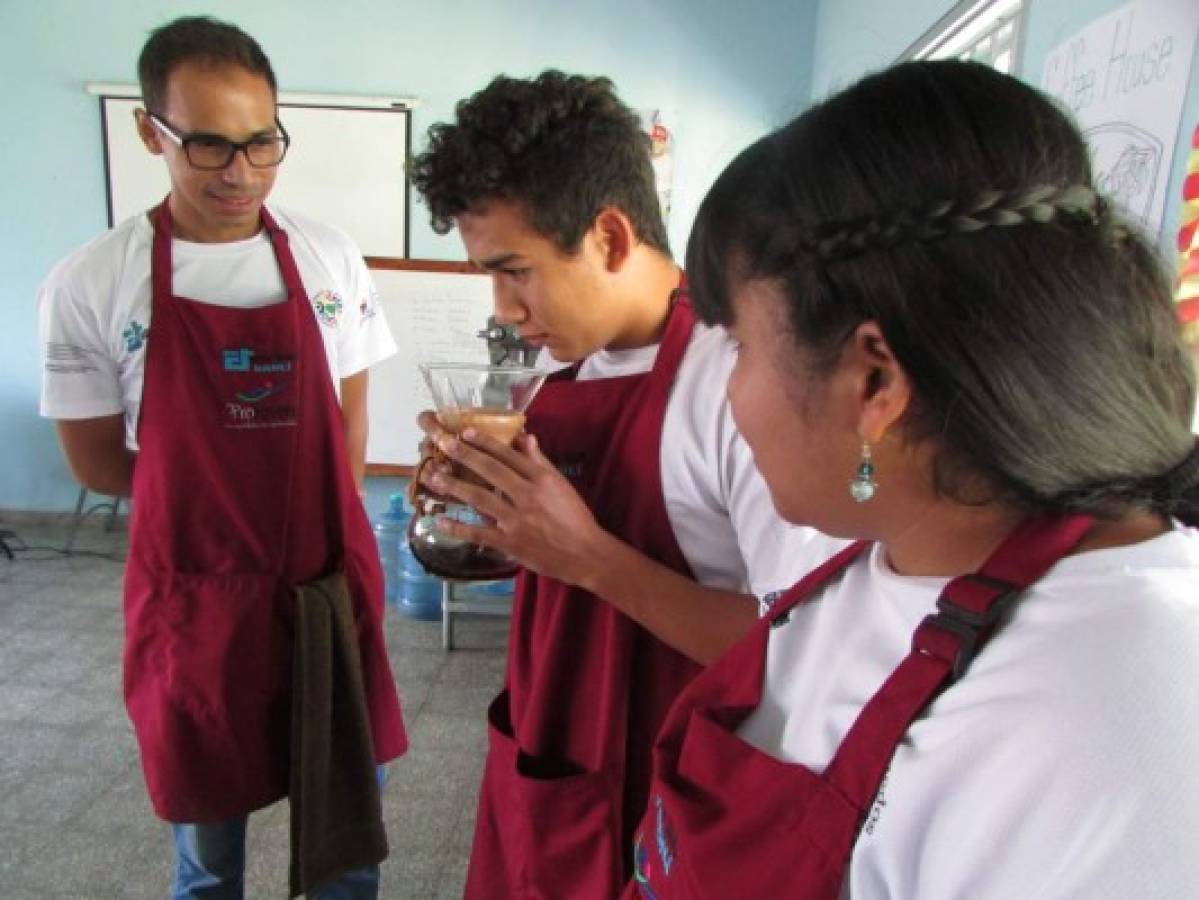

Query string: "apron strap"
[[150, 199, 314, 577], [915, 512, 1096, 680], [764, 540, 871, 626], [259, 207, 308, 299], [150, 202, 307, 304], [650, 274, 694, 379], [823, 511, 1095, 812], [260, 207, 306, 299], [547, 272, 690, 388], [257, 206, 313, 575], [617, 273, 695, 425], [150, 200, 174, 303]]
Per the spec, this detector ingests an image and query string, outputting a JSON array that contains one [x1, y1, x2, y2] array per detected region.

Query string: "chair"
[[63, 487, 124, 554]]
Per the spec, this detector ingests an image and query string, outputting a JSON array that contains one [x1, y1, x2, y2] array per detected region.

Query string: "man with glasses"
[[37, 16, 405, 899]]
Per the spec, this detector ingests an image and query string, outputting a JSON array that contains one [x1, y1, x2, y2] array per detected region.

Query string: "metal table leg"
[[440, 580, 513, 652], [63, 487, 89, 555], [442, 580, 454, 651]]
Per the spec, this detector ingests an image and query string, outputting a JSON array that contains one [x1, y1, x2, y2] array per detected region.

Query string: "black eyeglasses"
[[147, 113, 290, 170]]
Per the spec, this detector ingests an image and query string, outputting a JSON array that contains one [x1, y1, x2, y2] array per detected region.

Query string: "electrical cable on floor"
[[0, 525, 126, 562]]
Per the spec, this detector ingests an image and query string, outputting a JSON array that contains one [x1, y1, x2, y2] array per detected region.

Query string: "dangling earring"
[[849, 442, 877, 502]]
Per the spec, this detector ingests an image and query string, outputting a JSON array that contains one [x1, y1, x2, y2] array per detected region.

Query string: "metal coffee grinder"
[[476, 316, 542, 368]]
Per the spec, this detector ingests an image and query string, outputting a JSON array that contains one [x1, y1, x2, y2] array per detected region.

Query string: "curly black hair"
[[138, 16, 276, 116], [410, 70, 670, 256]]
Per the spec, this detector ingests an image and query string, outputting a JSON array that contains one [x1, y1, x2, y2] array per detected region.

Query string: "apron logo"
[[221, 348, 296, 428], [632, 833, 660, 900], [234, 379, 289, 403], [222, 348, 294, 373], [654, 795, 676, 876], [631, 794, 674, 895], [224, 401, 296, 428], [123, 321, 148, 352], [312, 290, 344, 327], [224, 348, 253, 371]]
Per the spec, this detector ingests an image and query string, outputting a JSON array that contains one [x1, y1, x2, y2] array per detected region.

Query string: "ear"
[[134, 108, 164, 156], [590, 207, 636, 273], [844, 320, 911, 445]]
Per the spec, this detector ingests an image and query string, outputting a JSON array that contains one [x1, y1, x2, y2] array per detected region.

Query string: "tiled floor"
[[0, 516, 509, 899]]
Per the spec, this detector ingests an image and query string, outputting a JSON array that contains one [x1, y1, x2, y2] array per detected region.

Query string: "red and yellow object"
[[1177, 124, 1199, 348]]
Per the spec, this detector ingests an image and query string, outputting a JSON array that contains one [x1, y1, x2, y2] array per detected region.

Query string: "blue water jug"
[[396, 492, 443, 621], [473, 578, 515, 596], [397, 553, 443, 621], [373, 493, 408, 606]]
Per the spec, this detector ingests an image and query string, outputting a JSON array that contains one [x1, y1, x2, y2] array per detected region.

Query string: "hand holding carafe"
[[408, 363, 546, 579]]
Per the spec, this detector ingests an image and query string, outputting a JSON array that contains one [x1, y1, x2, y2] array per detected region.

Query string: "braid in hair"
[[809, 184, 1103, 262], [1048, 439, 1199, 525], [1151, 439, 1199, 526]]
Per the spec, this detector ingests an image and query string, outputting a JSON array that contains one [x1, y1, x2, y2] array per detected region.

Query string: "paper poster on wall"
[[1177, 123, 1199, 339], [1174, 123, 1199, 430], [1041, 0, 1198, 237], [638, 109, 675, 226], [364, 267, 493, 467]]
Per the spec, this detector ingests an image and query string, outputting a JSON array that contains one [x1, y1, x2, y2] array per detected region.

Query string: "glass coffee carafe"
[[407, 362, 547, 580]]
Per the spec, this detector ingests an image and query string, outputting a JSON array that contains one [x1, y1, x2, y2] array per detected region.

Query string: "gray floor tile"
[[0, 822, 54, 884], [73, 767, 163, 837], [405, 710, 489, 756], [0, 684, 61, 721], [0, 517, 509, 895], [0, 770, 122, 827]]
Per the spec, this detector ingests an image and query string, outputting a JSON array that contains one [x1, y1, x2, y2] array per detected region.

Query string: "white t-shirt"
[[571, 323, 847, 600], [737, 525, 1199, 898], [38, 204, 396, 450]]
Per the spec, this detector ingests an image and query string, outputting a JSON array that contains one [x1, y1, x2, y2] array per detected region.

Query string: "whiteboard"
[[365, 266, 496, 468], [100, 96, 410, 257]]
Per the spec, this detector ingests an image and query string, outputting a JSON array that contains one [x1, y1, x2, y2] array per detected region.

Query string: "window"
[[902, 0, 1026, 74]]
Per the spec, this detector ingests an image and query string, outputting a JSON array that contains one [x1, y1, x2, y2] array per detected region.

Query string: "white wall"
[[0, 0, 818, 512]]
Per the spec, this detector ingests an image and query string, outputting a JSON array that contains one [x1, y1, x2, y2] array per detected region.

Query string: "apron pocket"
[[158, 572, 290, 717], [670, 708, 859, 895], [484, 690, 624, 899], [125, 571, 291, 821]]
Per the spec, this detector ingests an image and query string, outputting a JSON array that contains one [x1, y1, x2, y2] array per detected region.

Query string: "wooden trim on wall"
[[365, 463, 415, 477], [365, 257, 478, 274]]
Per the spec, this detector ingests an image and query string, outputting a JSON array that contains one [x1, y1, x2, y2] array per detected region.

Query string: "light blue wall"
[[0, 0, 817, 513], [809, 0, 1199, 259], [9, 0, 1192, 515]]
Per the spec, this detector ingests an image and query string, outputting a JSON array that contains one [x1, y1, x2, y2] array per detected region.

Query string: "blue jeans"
[[171, 768, 387, 899]]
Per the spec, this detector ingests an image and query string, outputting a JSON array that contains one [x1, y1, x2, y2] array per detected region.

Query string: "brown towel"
[[289, 571, 388, 897]]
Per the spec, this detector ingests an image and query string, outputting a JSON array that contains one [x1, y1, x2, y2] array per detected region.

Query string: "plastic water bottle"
[[373, 493, 408, 606], [397, 543, 442, 620], [395, 492, 443, 621]]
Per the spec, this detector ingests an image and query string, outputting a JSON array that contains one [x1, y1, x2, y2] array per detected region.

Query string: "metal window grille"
[[902, 0, 1027, 74]]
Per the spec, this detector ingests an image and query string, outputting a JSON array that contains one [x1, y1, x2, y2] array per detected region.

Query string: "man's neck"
[[166, 196, 264, 244], [605, 252, 681, 350]]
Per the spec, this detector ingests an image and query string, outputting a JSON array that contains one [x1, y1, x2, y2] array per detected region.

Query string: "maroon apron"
[[625, 512, 1095, 899], [123, 202, 406, 823], [464, 288, 704, 898]]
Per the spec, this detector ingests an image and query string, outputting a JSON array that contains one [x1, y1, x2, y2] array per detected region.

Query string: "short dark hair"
[[410, 70, 670, 256], [137, 16, 277, 115], [688, 60, 1198, 524]]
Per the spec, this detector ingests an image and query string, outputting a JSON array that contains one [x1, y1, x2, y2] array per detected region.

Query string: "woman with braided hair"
[[625, 60, 1199, 899]]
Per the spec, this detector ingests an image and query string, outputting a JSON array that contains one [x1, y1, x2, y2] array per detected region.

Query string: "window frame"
[[900, 0, 1028, 74]]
